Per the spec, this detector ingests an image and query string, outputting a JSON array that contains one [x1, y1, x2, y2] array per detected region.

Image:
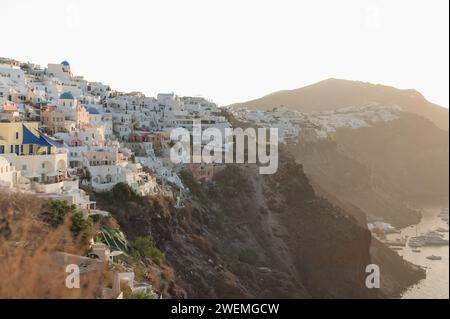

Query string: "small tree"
[[131, 237, 164, 263], [70, 211, 92, 237], [41, 200, 77, 228], [41, 200, 92, 240]]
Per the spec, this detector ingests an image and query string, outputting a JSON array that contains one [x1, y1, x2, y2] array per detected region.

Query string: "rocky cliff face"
[[286, 111, 448, 227], [95, 153, 423, 298], [287, 135, 422, 227], [331, 113, 449, 202]]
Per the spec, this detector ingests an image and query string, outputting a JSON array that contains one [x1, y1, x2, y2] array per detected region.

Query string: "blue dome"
[[59, 92, 74, 99], [87, 107, 100, 115], [61, 60, 70, 66]]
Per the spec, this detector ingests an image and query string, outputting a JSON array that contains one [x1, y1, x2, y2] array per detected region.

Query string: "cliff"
[[94, 153, 424, 298]]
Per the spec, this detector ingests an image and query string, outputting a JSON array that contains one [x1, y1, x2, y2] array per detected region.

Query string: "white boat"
[[436, 227, 449, 233], [412, 249, 421, 253], [426, 255, 442, 261], [423, 231, 449, 246], [408, 236, 425, 247]]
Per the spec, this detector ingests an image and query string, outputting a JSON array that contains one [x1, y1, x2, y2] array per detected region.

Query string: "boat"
[[423, 231, 449, 246], [412, 249, 421, 253], [408, 236, 425, 247], [426, 255, 442, 261], [382, 238, 407, 247], [436, 227, 449, 233], [391, 247, 403, 251]]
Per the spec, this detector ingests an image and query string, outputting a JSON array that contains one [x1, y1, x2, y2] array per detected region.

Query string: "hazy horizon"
[[2, 0, 449, 108]]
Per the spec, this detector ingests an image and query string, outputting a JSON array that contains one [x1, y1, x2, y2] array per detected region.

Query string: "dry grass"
[[0, 192, 105, 298]]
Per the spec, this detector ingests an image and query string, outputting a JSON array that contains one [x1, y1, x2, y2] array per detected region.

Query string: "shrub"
[[111, 182, 143, 204], [41, 200, 92, 239], [237, 248, 259, 265], [125, 289, 157, 299], [70, 211, 92, 238], [41, 200, 77, 228], [131, 237, 164, 263]]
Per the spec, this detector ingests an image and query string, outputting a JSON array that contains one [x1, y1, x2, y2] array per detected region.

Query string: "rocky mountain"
[[229, 79, 449, 226], [229, 78, 448, 131]]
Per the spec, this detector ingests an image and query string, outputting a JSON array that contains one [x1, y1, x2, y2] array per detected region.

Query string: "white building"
[[46, 61, 72, 80], [0, 156, 18, 188]]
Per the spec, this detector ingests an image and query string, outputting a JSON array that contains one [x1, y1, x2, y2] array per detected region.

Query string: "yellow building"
[[0, 122, 57, 155], [0, 122, 68, 184]]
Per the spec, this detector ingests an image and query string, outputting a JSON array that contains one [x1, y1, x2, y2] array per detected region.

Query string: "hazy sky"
[[2, 0, 449, 107]]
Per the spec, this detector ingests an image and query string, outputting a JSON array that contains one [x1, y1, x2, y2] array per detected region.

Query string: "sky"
[[2, 0, 449, 107]]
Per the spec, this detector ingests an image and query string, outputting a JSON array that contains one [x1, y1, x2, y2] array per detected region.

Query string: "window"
[[22, 165, 27, 170], [42, 163, 45, 169], [15, 132, 19, 139]]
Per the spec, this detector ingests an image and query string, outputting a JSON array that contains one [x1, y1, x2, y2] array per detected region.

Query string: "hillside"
[[229, 78, 448, 131], [0, 156, 425, 298], [93, 153, 424, 298]]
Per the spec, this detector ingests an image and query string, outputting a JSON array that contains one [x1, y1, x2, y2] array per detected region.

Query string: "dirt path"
[[251, 171, 299, 278]]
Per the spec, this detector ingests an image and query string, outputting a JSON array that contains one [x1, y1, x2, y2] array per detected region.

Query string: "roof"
[[87, 107, 100, 115], [22, 125, 64, 148], [59, 92, 74, 100], [61, 60, 70, 66]]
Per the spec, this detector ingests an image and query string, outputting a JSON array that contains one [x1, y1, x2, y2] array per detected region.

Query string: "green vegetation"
[[111, 182, 143, 204], [40, 200, 92, 239], [96, 182, 143, 206], [237, 248, 259, 265], [70, 211, 92, 237], [20, 63, 31, 71], [130, 236, 164, 263], [99, 227, 129, 253], [41, 200, 78, 228], [124, 289, 157, 299]]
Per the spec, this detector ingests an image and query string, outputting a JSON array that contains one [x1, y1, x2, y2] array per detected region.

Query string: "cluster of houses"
[[228, 103, 401, 143], [1, 58, 232, 206], [1, 57, 236, 298]]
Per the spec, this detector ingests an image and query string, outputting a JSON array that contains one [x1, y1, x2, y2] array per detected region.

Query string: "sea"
[[387, 205, 449, 299]]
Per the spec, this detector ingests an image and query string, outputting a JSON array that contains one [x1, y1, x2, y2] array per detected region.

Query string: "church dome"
[[87, 107, 100, 115], [59, 92, 75, 100]]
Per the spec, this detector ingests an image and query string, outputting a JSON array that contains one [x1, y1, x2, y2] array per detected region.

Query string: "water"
[[387, 206, 449, 299]]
